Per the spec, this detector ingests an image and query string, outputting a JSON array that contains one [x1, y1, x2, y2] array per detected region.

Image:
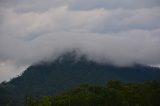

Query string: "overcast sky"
[[0, 0, 160, 82]]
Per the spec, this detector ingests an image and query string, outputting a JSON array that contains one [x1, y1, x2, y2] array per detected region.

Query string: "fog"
[[0, 0, 160, 82]]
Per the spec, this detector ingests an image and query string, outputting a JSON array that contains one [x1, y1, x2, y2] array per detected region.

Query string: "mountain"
[[0, 51, 160, 106]]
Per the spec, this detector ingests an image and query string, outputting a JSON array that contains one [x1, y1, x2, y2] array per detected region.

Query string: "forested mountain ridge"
[[0, 52, 160, 106], [25, 80, 160, 106]]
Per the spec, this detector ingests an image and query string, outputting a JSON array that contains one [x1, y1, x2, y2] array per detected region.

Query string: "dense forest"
[[1, 53, 160, 106], [25, 80, 160, 106]]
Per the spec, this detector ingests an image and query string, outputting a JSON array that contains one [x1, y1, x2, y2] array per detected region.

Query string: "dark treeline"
[[25, 80, 160, 106]]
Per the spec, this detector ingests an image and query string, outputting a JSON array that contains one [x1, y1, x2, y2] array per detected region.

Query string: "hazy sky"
[[0, 0, 160, 82]]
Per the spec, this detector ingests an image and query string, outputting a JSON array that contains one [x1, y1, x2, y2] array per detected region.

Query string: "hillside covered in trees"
[[26, 80, 160, 106], [0, 52, 160, 106]]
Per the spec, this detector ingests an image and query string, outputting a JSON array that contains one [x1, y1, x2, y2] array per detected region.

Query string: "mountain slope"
[[0, 52, 160, 106]]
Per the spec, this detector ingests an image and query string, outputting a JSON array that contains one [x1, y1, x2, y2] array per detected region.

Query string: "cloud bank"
[[0, 0, 160, 81]]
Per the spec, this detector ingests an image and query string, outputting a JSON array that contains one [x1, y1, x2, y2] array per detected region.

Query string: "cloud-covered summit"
[[0, 0, 160, 81]]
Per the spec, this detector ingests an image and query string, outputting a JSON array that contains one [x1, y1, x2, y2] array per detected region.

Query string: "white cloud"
[[0, 61, 27, 82], [1, 6, 160, 35], [0, 0, 160, 82], [1, 30, 160, 66]]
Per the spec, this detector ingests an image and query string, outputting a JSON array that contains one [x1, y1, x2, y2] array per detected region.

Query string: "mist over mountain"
[[0, 0, 160, 106], [0, 51, 160, 105], [1, 0, 160, 82]]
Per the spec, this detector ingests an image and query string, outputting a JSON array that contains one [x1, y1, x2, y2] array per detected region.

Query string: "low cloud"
[[1, 29, 160, 66], [0, 0, 160, 81]]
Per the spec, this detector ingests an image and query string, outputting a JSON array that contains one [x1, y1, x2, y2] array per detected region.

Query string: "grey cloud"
[[0, 6, 160, 66], [0, 0, 160, 82], [0, 61, 27, 82], [0, 0, 72, 12], [1, 7, 160, 35], [0, 30, 160, 67], [70, 0, 160, 10], [1, 0, 160, 12]]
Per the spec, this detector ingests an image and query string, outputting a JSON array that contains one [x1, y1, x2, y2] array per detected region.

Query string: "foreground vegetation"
[[25, 80, 160, 106]]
